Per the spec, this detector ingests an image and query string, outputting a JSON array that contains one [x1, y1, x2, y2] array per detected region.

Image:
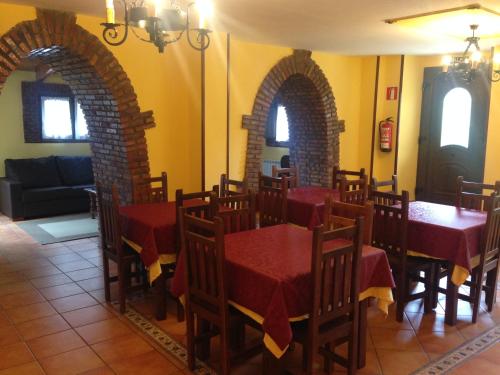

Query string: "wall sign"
[[386, 86, 398, 100]]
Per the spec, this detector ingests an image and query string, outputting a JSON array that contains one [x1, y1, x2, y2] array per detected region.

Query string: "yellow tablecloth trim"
[[407, 250, 480, 286], [122, 237, 176, 284], [228, 286, 393, 359]]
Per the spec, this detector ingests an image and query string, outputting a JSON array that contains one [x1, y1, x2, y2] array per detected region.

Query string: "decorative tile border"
[[412, 324, 500, 375], [113, 301, 216, 374]]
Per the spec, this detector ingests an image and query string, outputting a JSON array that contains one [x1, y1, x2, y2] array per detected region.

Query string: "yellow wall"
[[0, 70, 91, 177], [485, 46, 500, 185]]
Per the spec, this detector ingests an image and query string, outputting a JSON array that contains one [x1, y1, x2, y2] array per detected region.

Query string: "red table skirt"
[[287, 187, 340, 229], [171, 224, 394, 356]]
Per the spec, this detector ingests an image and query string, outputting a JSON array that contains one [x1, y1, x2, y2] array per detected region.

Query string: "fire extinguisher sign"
[[386, 87, 398, 100]]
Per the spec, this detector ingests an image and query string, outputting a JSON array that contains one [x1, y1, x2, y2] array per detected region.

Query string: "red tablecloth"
[[287, 187, 340, 229], [171, 224, 394, 355], [407, 201, 486, 273], [119, 200, 207, 267]]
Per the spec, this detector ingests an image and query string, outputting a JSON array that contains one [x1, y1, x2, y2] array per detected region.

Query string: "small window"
[[266, 101, 290, 147], [41, 96, 89, 141], [440, 88, 471, 148]]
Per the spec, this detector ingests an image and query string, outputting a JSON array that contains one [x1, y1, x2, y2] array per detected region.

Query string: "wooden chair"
[[455, 176, 500, 211], [96, 182, 144, 314], [132, 172, 168, 204], [437, 196, 500, 323], [211, 191, 257, 234], [324, 196, 374, 245], [292, 218, 364, 375], [180, 210, 259, 374], [332, 166, 366, 189], [272, 165, 299, 188], [258, 172, 288, 227], [371, 175, 398, 194], [339, 177, 368, 205], [219, 174, 248, 197], [370, 190, 435, 322]]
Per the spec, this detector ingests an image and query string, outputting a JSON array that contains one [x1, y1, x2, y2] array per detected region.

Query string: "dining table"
[[286, 186, 340, 229], [171, 223, 395, 370], [405, 201, 487, 325], [119, 199, 208, 320]]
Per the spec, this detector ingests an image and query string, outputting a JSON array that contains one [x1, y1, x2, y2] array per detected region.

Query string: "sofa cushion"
[[55, 156, 94, 186], [22, 186, 88, 204], [5, 156, 62, 188]]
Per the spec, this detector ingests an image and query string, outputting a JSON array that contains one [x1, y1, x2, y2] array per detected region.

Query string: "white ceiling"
[[3, 0, 500, 55]]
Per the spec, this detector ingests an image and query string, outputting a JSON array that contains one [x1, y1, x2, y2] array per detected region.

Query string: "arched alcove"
[[243, 50, 343, 190], [0, 9, 155, 202]]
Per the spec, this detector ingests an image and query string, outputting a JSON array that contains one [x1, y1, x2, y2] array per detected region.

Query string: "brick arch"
[[0, 9, 154, 202], [243, 49, 343, 190]]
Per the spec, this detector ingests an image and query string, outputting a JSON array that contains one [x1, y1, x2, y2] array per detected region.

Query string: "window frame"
[[265, 99, 290, 148], [38, 94, 89, 143]]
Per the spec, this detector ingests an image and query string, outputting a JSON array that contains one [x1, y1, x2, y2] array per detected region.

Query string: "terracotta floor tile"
[[457, 314, 497, 339], [50, 293, 98, 313], [376, 349, 429, 375], [77, 366, 115, 375], [0, 342, 35, 370], [367, 305, 413, 330], [57, 260, 95, 273], [16, 314, 71, 341], [406, 311, 459, 334], [6, 301, 57, 324], [48, 253, 83, 265], [0, 324, 21, 347], [88, 289, 107, 304], [87, 257, 103, 268], [417, 330, 465, 354], [78, 249, 101, 260], [0, 281, 35, 297], [62, 306, 114, 330], [0, 361, 45, 375], [40, 247, 73, 257], [77, 277, 105, 292], [370, 327, 423, 352], [108, 350, 179, 375], [91, 333, 154, 363], [30, 274, 73, 289], [0, 311, 11, 328], [39, 283, 86, 300], [0, 289, 45, 309], [39, 346, 105, 375], [0, 271, 25, 285], [75, 318, 132, 345], [66, 268, 102, 282], [27, 329, 86, 359], [23, 265, 62, 279]]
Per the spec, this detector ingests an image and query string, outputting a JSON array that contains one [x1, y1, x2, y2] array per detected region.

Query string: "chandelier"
[[102, 0, 213, 53], [442, 24, 500, 83]]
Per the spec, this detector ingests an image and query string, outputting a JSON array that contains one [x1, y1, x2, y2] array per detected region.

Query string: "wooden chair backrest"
[[211, 192, 257, 234], [370, 190, 409, 264], [258, 172, 288, 227], [309, 218, 363, 341], [132, 172, 168, 204], [481, 196, 500, 264], [339, 177, 368, 205], [219, 174, 248, 197], [371, 175, 398, 194], [332, 166, 366, 189], [179, 210, 228, 326], [324, 196, 374, 245], [272, 165, 299, 188], [456, 176, 500, 212], [96, 182, 122, 256]]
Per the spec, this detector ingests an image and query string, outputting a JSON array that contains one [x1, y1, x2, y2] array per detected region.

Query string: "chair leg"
[[347, 337, 357, 375], [305, 342, 315, 375], [424, 268, 433, 314], [445, 267, 458, 326], [472, 269, 484, 324], [431, 264, 440, 309], [196, 318, 211, 361], [220, 327, 230, 375], [186, 308, 196, 371], [118, 262, 126, 314], [176, 299, 185, 322], [485, 268, 498, 312], [323, 343, 332, 374], [396, 275, 406, 322], [102, 254, 111, 302]]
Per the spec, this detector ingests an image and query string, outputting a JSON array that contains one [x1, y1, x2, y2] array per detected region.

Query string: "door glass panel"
[[440, 87, 471, 148]]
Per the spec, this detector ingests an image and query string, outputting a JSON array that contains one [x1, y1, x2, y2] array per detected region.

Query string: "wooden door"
[[415, 67, 491, 204]]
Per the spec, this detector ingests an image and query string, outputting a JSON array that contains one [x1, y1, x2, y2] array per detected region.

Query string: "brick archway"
[[243, 50, 343, 190], [0, 9, 154, 202]]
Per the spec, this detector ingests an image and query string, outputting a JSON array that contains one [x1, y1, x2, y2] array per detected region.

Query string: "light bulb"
[[195, 0, 214, 29], [106, 0, 115, 24], [471, 50, 482, 69], [493, 53, 500, 71], [138, 19, 147, 28]]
